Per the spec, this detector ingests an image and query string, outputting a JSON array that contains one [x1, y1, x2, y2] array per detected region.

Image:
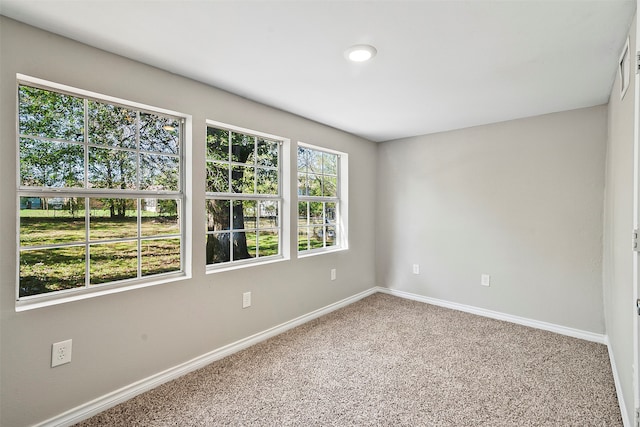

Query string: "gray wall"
[[603, 14, 637, 425], [376, 106, 608, 333], [0, 17, 377, 427]]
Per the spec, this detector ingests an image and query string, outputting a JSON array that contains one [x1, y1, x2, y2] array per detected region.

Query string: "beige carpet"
[[76, 293, 622, 426]]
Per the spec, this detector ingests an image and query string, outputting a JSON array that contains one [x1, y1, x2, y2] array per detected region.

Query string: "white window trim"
[[15, 74, 192, 311], [297, 142, 348, 257], [205, 119, 290, 272]]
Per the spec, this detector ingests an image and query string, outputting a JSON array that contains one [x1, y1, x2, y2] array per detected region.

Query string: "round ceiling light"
[[345, 44, 377, 62]]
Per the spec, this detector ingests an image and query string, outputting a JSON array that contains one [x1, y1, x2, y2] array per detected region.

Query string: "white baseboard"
[[36, 287, 378, 427], [605, 337, 632, 427], [376, 287, 607, 344]]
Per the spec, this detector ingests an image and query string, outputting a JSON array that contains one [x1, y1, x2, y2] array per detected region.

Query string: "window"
[[17, 78, 185, 301], [206, 121, 283, 268], [297, 144, 345, 253]]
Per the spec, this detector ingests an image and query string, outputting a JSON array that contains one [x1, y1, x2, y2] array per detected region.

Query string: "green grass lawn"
[[19, 209, 282, 297], [19, 209, 181, 297], [20, 210, 179, 246]]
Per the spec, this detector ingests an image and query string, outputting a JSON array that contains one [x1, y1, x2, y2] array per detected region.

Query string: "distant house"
[[19, 197, 42, 210]]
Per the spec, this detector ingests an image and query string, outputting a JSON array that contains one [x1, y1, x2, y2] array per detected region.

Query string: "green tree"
[[19, 86, 84, 193]]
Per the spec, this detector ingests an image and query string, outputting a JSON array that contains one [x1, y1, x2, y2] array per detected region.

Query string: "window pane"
[[90, 198, 137, 240], [258, 230, 279, 257], [259, 200, 279, 227], [140, 153, 179, 191], [206, 127, 229, 161], [20, 138, 84, 188], [206, 232, 230, 264], [88, 147, 137, 189], [310, 229, 324, 249], [232, 165, 254, 193], [141, 199, 179, 236], [245, 232, 257, 256], [231, 133, 255, 163], [326, 202, 337, 222], [141, 238, 180, 276], [20, 197, 85, 247], [20, 246, 86, 297], [309, 149, 322, 173], [207, 162, 229, 193], [88, 101, 137, 149], [326, 226, 337, 247], [206, 199, 231, 231], [323, 152, 338, 175], [297, 173, 308, 196], [140, 113, 179, 154], [298, 227, 309, 251], [257, 138, 278, 167], [90, 241, 138, 285], [323, 176, 337, 197], [233, 200, 256, 230], [310, 202, 324, 224], [233, 232, 254, 260], [298, 201, 309, 226], [308, 174, 322, 196], [19, 86, 84, 142], [297, 147, 310, 172], [257, 168, 278, 195]]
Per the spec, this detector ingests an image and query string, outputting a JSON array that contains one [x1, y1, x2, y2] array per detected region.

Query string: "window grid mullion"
[[84, 196, 90, 289], [256, 200, 261, 257], [137, 198, 142, 279], [253, 136, 258, 194], [83, 100, 90, 289], [227, 130, 232, 193], [135, 112, 142, 279], [323, 201, 327, 248], [84, 98, 89, 190], [136, 111, 141, 191], [229, 201, 234, 262], [307, 201, 311, 250]]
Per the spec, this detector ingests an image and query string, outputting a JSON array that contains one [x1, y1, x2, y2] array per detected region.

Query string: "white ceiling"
[[0, 0, 636, 142]]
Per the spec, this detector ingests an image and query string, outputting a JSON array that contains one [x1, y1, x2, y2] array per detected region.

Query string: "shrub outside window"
[[297, 144, 343, 253], [17, 79, 185, 300], [206, 121, 283, 268]]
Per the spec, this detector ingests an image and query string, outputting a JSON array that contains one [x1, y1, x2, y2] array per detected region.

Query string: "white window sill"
[[206, 255, 286, 274], [297, 246, 347, 259], [15, 272, 189, 312]]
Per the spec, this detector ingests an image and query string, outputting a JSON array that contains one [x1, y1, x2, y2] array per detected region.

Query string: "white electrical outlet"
[[412, 264, 420, 275], [481, 274, 491, 287], [331, 268, 336, 281], [242, 292, 251, 308], [51, 339, 72, 367]]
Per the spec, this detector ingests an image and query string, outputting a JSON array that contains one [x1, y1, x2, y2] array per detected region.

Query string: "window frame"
[[15, 74, 190, 310], [297, 142, 348, 256], [205, 119, 289, 271]]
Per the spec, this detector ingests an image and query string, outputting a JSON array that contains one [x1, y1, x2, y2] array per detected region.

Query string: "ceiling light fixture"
[[345, 44, 377, 62]]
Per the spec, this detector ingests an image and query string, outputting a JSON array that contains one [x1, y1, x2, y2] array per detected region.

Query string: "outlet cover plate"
[[481, 274, 491, 287], [242, 292, 251, 308], [51, 339, 72, 367]]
